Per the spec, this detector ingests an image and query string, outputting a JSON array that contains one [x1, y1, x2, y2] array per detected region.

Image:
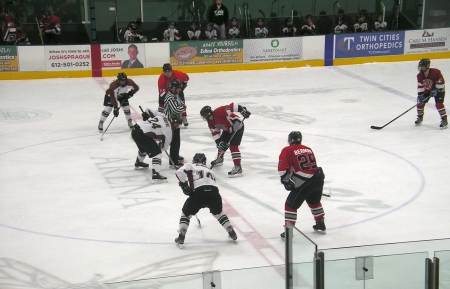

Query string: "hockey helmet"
[[257, 18, 264, 23], [169, 21, 176, 27], [200, 106, 213, 120], [41, 8, 51, 17], [170, 79, 182, 89], [128, 21, 137, 30], [288, 131, 302, 145], [231, 17, 238, 22], [170, 115, 183, 126], [418, 58, 431, 71], [117, 72, 127, 81], [192, 153, 207, 165], [190, 21, 198, 27], [163, 63, 172, 72]]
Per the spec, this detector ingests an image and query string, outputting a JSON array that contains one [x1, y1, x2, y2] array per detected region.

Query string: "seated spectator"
[[333, 16, 349, 34], [354, 14, 368, 33], [204, 22, 218, 39], [282, 18, 297, 37], [119, 21, 147, 43], [186, 21, 202, 40], [253, 18, 272, 38], [300, 14, 317, 35], [373, 13, 388, 31], [163, 21, 181, 42], [315, 11, 333, 35], [226, 17, 241, 39]]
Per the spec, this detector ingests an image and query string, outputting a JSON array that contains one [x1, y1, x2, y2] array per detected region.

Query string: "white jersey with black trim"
[[136, 115, 172, 151], [176, 163, 218, 190]]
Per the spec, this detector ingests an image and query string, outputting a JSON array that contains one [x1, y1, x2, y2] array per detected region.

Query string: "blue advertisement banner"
[[335, 31, 405, 58]]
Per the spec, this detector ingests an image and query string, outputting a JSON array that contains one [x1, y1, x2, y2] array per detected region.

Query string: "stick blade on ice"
[[370, 126, 383, 130]]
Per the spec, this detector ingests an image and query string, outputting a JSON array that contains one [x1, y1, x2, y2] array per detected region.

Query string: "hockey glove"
[[280, 171, 295, 191], [141, 111, 150, 121], [217, 141, 229, 152], [179, 181, 192, 195], [113, 107, 120, 117], [240, 107, 251, 118], [283, 180, 295, 191]]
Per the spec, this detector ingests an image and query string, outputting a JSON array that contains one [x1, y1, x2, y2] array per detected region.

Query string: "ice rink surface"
[[1, 59, 449, 288]]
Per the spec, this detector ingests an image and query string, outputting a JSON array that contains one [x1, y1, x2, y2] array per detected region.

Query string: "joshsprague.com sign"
[[335, 31, 405, 58]]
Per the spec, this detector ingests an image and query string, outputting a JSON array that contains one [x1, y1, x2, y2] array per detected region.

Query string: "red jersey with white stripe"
[[417, 68, 445, 94], [39, 15, 61, 35], [278, 144, 318, 180], [157, 70, 189, 97], [2, 15, 16, 43], [207, 102, 241, 142]]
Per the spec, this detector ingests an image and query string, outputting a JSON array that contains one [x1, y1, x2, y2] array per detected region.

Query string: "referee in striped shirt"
[[164, 79, 186, 168]]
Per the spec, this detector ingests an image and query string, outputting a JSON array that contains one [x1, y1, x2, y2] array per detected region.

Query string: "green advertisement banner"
[[170, 40, 243, 66], [0, 46, 18, 72]]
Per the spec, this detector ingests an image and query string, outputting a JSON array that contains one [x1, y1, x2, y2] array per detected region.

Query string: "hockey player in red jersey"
[[157, 63, 189, 127], [39, 8, 61, 44], [200, 103, 251, 177], [278, 131, 326, 240], [1, 7, 16, 45], [415, 58, 447, 129]]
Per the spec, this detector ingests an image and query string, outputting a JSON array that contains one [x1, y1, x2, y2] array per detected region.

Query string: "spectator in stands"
[[300, 14, 316, 36], [163, 21, 181, 42]]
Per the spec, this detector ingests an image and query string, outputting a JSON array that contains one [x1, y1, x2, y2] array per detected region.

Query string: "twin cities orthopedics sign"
[[335, 31, 405, 58], [0, 46, 18, 72]]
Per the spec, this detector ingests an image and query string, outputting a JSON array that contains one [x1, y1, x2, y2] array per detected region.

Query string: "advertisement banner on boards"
[[45, 45, 91, 71], [335, 31, 405, 58], [404, 28, 450, 54], [101, 43, 146, 69], [170, 40, 243, 66], [243, 38, 302, 63], [0, 46, 19, 72]]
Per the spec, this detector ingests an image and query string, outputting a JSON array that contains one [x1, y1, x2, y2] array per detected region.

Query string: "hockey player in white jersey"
[[132, 108, 182, 183], [174, 153, 237, 248]]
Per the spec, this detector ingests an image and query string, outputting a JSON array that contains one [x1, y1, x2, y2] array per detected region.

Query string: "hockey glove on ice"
[[141, 111, 150, 121], [217, 141, 229, 152], [238, 106, 251, 119], [179, 181, 192, 195], [113, 107, 120, 117]]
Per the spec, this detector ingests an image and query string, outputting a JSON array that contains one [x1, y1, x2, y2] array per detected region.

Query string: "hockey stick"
[[281, 5, 284, 16], [370, 97, 429, 130], [195, 214, 201, 227], [210, 119, 246, 169], [258, 9, 265, 19], [35, 17, 44, 44], [100, 92, 130, 141]]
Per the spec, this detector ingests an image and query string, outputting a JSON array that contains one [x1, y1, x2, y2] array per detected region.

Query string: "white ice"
[[1, 59, 449, 288]]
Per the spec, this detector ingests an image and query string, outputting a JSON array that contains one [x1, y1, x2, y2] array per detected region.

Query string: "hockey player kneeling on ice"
[[98, 72, 139, 133], [174, 153, 237, 248], [131, 109, 182, 183], [279, 131, 326, 240], [200, 103, 251, 177]]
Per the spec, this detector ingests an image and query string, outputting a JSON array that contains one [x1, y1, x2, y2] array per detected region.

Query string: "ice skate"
[[313, 218, 326, 234], [280, 232, 285, 241], [227, 226, 238, 242], [182, 116, 189, 128], [152, 169, 168, 184], [440, 118, 448, 129], [175, 228, 186, 249], [98, 121, 103, 133], [415, 115, 423, 126], [210, 156, 224, 167], [228, 165, 243, 178], [134, 158, 149, 170], [128, 119, 133, 129]]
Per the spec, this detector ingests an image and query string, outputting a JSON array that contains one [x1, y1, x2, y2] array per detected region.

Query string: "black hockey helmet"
[[169, 21, 176, 27], [170, 79, 182, 89], [128, 21, 137, 30], [288, 131, 302, 145], [41, 8, 51, 17], [170, 114, 183, 126], [257, 18, 264, 22], [192, 153, 207, 165], [200, 105, 213, 120], [418, 58, 431, 71], [117, 72, 127, 81], [286, 17, 292, 24], [231, 17, 238, 22], [163, 63, 172, 72], [190, 21, 197, 26]]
